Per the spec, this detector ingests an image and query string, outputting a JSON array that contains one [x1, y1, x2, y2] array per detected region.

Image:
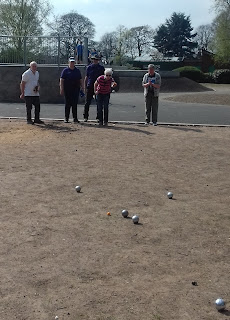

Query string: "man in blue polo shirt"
[[60, 57, 83, 123], [83, 54, 105, 122]]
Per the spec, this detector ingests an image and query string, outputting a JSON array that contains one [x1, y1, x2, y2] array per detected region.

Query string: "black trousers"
[[64, 89, 80, 121], [25, 96, 40, 121], [145, 93, 159, 123], [83, 86, 97, 119], [97, 93, 110, 124]]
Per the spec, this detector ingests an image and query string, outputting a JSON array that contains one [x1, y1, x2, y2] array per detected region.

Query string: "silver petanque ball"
[[122, 209, 129, 218], [75, 185, 81, 193], [167, 191, 173, 199], [132, 215, 139, 224], [215, 298, 226, 311]]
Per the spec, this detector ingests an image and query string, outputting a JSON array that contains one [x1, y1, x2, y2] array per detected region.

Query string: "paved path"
[[0, 92, 230, 125]]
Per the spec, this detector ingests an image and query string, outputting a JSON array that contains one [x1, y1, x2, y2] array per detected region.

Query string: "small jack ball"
[[167, 191, 173, 199], [132, 215, 139, 224], [215, 298, 226, 311], [75, 186, 81, 193], [122, 209, 129, 218]]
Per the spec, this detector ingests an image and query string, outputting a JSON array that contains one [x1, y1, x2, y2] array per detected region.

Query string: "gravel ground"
[[0, 120, 230, 320]]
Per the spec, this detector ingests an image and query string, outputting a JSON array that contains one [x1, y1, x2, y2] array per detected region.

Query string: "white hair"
[[30, 61, 37, 67], [104, 68, 113, 75]]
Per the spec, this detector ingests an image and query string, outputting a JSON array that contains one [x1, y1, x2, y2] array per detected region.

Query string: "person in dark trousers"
[[83, 54, 105, 122], [142, 64, 161, 126], [60, 57, 83, 123], [20, 61, 44, 124], [94, 68, 117, 126]]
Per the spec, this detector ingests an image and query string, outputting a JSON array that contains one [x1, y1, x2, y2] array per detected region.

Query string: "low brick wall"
[[0, 65, 179, 103]]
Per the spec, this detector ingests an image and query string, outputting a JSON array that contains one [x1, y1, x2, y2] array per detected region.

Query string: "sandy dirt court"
[[0, 120, 230, 320], [162, 84, 230, 106], [163, 93, 230, 106]]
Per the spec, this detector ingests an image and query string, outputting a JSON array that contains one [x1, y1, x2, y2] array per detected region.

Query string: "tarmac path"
[[0, 91, 230, 125]]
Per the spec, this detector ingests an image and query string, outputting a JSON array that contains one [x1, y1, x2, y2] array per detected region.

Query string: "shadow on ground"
[[39, 122, 80, 132], [162, 125, 203, 133]]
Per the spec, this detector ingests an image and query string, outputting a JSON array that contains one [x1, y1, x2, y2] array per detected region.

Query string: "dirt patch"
[[163, 93, 230, 106], [0, 120, 230, 320], [160, 78, 213, 93], [118, 77, 212, 93]]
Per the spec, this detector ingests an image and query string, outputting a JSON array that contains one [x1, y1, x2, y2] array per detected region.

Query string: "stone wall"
[[0, 65, 179, 103]]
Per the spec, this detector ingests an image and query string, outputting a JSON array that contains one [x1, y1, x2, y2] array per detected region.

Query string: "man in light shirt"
[[142, 64, 161, 126], [20, 61, 44, 124]]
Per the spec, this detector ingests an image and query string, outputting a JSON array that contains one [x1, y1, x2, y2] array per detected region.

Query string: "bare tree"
[[50, 11, 95, 39], [99, 31, 118, 60], [195, 24, 215, 50], [129, 25, 155, 57], [213, 0, 230, 11]]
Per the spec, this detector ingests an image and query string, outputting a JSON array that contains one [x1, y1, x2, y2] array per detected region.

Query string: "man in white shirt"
[[20, 61, 44, 124]]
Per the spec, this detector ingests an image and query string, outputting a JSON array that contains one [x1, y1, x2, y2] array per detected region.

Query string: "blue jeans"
[[97, 93, 110, 124]]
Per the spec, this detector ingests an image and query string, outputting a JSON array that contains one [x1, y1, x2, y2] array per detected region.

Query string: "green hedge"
[[173, 66, 205, 82]]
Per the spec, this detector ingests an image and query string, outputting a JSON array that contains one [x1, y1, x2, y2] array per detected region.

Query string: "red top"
[[96, 75, 114, 94]]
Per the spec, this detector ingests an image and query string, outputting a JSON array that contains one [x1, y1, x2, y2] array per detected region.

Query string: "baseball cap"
[[69, 57, 75, 62], [91, 54, 100, 60]]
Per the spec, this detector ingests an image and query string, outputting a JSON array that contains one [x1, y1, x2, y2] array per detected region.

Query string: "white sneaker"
[[153, 122, 158, 126], [145, 122, 149, 125]]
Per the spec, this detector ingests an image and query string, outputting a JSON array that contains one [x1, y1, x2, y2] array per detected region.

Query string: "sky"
[[51, 0, 216, 41]]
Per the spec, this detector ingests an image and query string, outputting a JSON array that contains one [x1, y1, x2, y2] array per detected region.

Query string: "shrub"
[[212, 69, 230, 84], [173, 66, 205, 82], [203, 73, 214, 83]]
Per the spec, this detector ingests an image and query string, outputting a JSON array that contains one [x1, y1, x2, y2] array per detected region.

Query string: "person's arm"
[[60, 78, 64, 95], [84, 76, 88, 91], [20, 81, 26, 99], [142, 75, 150, 88], [111, 79, 117, 88], [152, 75, 161, 89], [80, 79, 83, 90], [94, 80, 99, 95]]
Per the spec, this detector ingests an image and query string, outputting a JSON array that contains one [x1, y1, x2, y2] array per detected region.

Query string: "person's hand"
[[112, 82, 117, 88], [20, 93, 24, 99], [95, 91, 98, 95], [60, 88, 64, 96]]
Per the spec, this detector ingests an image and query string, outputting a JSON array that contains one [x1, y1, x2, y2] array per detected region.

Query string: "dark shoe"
[[27, 120, 34, 125], [99, 122, 103, 126], [64, 119, 69, 123], [104, 122, 108, 126], [34, 119, 44, 124], [73, 119, 79, 123], [83, 118, 88, 122]]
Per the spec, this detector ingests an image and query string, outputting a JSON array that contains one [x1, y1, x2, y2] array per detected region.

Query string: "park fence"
[[0, 35, 88, 66]]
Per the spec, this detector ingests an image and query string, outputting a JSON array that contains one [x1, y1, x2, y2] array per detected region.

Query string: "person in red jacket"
[[94, 68, 117, 126]]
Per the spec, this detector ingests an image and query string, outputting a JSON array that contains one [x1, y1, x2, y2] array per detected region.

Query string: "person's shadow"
[[100, 124, 154, 135], [40, 122, 79, 132]]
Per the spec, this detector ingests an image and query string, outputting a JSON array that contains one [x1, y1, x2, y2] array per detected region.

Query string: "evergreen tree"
[[154, 12, 197, 58]]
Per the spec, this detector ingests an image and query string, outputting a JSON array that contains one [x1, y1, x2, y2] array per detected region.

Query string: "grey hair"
[[30, 61, 37, 67], [104, 68, 113, 75], [148, 64, 155, 69]]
